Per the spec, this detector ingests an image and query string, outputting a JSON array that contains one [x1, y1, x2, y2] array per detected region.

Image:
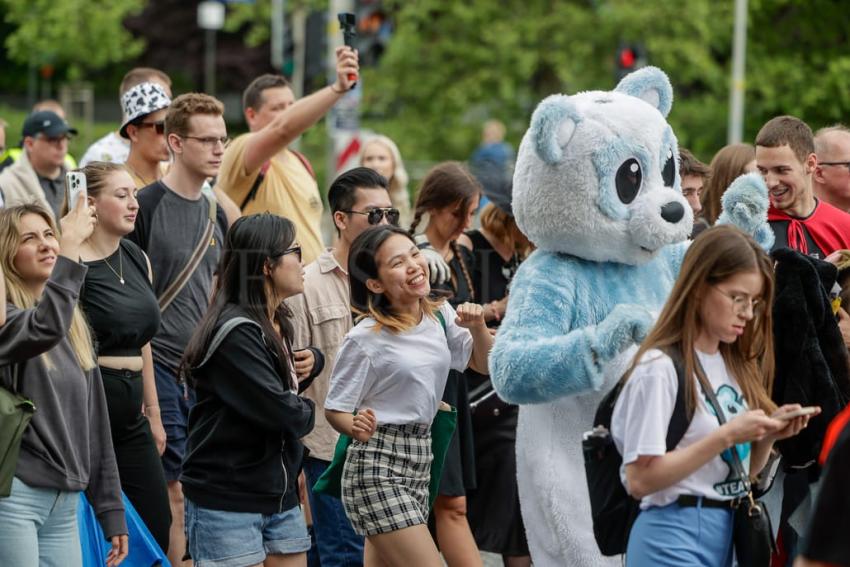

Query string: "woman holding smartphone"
[[611, 225, 817, 566]]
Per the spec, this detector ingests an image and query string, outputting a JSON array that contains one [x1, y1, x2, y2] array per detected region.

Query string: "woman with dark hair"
[[409, 161, 484, 566], [325, 225, 493, 567], [179, 213, 320, 567]]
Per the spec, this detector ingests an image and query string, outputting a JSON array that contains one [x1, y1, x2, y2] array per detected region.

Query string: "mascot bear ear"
[[614, 66, 674, 118], [530, 94, 582, 165]]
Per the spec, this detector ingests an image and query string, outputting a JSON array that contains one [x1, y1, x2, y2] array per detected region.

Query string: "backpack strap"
[[665, 345, 693, 450], [240, 161, 272, 209], [291, 150, 316, 179], [197, 316, 259, 369], [434, 309, 447, 335]]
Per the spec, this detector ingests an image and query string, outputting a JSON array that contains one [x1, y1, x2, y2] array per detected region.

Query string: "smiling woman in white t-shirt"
[[325, 225, 493, 567], [611, 225, 817, 566]]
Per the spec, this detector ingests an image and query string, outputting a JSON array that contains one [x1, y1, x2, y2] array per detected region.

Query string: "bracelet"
[[330, 84, 346, 94]]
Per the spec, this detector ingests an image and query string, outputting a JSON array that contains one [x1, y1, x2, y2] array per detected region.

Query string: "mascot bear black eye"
[[662, 148, 676, 187], [616, 158, 642, 204]]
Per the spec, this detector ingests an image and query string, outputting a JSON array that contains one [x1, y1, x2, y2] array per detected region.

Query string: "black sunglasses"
[[138, 121, 165, 135], [342, 207, 400, 226]]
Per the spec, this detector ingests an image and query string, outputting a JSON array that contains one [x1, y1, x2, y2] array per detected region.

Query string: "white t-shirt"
[[612, 348, 752, 509], [325, 302, 473, 425], [79, 132, 130, 167]]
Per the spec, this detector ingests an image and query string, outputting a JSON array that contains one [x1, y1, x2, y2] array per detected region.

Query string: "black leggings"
[[100, 367, 171, 553]]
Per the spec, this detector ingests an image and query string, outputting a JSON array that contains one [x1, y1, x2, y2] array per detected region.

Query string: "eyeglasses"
[[342, 207, 401, 226], [819, 161, 850, 170], [180, 135, 230, 148], [280, 245, 302, 262], [714, 287, 763, 314], [137, 121, 165, 135]]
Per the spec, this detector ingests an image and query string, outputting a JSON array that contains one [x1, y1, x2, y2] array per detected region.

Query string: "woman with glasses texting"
[[610, 226, 816, 566], [179, 213, 323, 567]]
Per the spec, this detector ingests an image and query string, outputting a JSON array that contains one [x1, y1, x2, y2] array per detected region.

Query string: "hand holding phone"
[[65, 171, 88, 211], [774, 406, 820, 421], [337, 12, 358, 87]]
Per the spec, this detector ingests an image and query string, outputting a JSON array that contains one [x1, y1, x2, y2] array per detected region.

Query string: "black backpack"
[[582, 347, 691, 556]]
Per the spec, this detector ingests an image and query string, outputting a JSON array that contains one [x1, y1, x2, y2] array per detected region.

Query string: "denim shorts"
[[185, 499, 311, 567]]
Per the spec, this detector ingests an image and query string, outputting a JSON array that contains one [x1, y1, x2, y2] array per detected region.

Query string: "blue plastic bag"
[[77, 492, 169, 567]]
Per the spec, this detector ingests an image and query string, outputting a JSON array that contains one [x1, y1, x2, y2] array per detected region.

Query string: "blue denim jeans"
[[303, 456, 364, 567], [185, 498, 311, 567], [0, 477, 82, 567]]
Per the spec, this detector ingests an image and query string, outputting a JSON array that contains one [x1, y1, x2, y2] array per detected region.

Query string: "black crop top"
[[81, 239, 161, 357]]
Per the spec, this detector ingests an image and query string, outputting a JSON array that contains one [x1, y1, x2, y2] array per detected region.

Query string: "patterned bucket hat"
[[120, 82, 171, 139]]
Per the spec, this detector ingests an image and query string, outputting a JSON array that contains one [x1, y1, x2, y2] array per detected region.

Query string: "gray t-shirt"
[[128, 180, 228, 371]]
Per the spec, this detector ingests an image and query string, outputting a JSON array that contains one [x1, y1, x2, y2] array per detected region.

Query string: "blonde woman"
[[0, 202, 127, 567], [360, 135, 411, 228]]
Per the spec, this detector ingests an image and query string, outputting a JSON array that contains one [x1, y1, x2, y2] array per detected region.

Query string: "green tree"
[[1, 0, 145, 80]]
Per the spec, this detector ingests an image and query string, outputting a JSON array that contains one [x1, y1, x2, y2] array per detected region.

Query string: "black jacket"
[[181, 305, 316, 514], [771, 248, 850, 469]]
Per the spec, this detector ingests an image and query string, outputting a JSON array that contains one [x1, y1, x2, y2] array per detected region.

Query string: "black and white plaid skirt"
[[341, 422, 432, 536]]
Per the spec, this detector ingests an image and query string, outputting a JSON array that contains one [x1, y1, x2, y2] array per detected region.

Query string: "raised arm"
[[240, 47, 359, 174]]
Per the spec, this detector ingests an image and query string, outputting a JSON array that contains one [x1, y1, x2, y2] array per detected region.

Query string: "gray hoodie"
[[0, 256, 126, 537]]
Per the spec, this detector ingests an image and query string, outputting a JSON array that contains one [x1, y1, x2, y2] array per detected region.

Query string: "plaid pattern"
[[341, 423, 432, 536]]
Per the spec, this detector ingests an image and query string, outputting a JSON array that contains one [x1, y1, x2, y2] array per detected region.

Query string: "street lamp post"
[[198, 1, 226, 95]]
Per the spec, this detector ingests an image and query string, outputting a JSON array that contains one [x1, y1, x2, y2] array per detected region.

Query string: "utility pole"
[[271, 0, 285, 72], [728, 0, 748, 144], [198, 1, 225, 95]]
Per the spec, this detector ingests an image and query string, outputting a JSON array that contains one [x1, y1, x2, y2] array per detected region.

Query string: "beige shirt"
[[286, 249, 352, 461], [218, 134, 324, 264]]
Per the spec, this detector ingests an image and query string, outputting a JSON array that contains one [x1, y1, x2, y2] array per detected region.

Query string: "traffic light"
[[615, 43, 646, 81], [355, 0, 391, 66]]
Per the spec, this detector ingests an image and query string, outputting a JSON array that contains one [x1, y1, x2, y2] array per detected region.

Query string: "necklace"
[[125, 163, 155, 187], [103, 247, 125, 285]]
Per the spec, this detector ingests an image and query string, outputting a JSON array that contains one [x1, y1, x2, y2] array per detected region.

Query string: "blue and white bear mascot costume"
[[490, 67, 772, 566]]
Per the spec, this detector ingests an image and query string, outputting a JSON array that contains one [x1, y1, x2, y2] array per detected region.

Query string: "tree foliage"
[[1, 0, 145, 80], [362, 0, 850, 166]]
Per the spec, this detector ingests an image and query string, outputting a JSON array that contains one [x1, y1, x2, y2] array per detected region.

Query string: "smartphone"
[[776, 406, 819, 421], [66, 171, 87, 210]]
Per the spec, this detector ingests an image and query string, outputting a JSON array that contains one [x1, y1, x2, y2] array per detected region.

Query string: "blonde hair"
[[355, 295, 445, 335], [61, 161, 127, 216], [0, 205, 96, 371], [623, 225, 776, 417], [360, 135, 410, 223], [479, 202, 533, 259]]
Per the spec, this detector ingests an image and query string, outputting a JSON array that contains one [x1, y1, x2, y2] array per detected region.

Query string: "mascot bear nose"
[[660, 201, 685, 223]]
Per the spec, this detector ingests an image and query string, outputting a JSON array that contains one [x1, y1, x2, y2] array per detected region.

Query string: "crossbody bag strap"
[[158, 195, 217, 314], [240, 161, 271, 209], [695, 356, 752, 492]]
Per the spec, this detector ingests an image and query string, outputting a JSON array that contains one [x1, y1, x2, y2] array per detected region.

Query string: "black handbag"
[[698, 362, 776, 567]]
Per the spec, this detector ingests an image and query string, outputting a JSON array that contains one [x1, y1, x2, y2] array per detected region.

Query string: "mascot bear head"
[[512, 66, 693, 265]]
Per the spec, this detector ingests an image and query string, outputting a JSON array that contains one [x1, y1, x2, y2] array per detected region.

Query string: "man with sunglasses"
[[121, 82, 172, 188], [286, 167, 395, 567], [128, 92, 231, 567], [0, 110, 77, 217], [814, 125, 850, 213]]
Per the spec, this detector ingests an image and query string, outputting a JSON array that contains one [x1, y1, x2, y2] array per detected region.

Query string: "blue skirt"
[[626, 499, 734, 567], [78, 492, 169, 567]]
